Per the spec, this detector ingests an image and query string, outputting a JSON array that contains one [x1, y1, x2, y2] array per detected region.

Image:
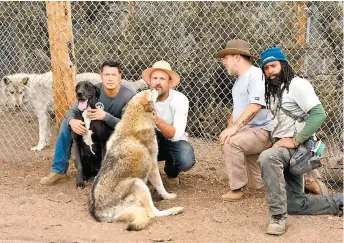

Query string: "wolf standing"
[[40, 61, 136, 186]]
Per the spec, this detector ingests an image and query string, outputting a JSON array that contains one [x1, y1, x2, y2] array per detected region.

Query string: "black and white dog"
[[72, 81, 113, 188]]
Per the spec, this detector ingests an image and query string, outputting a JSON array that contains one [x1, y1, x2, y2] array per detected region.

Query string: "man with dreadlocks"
[[215, 39, 274, 201], [258, 47, 343, 236]]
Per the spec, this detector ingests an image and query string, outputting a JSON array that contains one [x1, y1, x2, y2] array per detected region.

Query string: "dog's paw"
[[30, 143, 48, 151], [170, 206, 184, 215], [161, 193, 177, 200], [76, 182, 85, 189]]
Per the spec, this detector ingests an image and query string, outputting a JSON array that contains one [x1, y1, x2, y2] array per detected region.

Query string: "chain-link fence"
[[0, 1, 343, 189]]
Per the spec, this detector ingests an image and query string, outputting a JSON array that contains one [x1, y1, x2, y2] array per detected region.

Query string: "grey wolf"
[[72, 81, 113, 188], [89, 89, 183, 231], [0, 72, 147, 151]]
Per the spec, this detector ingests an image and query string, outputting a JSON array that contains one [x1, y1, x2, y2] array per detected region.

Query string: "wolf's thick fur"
[[89, 90, 183, 231], [1, 72, 147, 151]]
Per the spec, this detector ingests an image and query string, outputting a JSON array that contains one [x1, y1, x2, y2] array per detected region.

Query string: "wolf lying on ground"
[[0, 72, 147, 151], [89, 89, 183, 231]]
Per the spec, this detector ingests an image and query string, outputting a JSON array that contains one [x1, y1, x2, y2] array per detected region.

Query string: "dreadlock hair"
[[264, 60, 296, 109]]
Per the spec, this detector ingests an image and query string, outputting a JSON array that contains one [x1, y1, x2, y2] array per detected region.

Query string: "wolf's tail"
[[126, 209, 150, 231], [89, 176, 101, 221], [114, 205, 150, 231]]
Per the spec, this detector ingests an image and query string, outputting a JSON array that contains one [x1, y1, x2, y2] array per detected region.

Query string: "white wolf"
[[1, 72, 147, 151]]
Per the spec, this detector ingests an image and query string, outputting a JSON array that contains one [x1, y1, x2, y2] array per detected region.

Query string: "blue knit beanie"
[[260, 47, 288, 67]]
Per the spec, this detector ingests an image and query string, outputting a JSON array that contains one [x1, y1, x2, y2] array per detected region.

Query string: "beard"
[[266, 72, 283, 99]]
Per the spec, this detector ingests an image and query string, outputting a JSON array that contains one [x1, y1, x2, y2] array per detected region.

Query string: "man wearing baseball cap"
[[142, 60, 195, 186], [215, 39, 274, 201], [258, 46, 343, 235]]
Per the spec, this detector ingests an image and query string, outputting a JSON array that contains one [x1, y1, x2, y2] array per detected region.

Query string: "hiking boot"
[[166, 177, 180, 186], [267, 214, 287, 235], [304, 170, 328, 196], [221, 189, 244, 201], [39, 172, 68, 186]]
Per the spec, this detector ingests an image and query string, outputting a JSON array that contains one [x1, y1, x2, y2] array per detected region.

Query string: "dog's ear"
[[142, 100, 154, 112], [93, 85, 101, 98], [21, 77, 29, 85], [2, 77, 10, 85]]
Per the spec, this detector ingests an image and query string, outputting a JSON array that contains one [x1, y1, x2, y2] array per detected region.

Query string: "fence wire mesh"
[[0, 1, 343, 190]]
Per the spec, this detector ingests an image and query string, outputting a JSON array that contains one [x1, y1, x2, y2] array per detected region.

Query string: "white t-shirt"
[[271, 76, 321, 138], [155, 89, 189, 141]]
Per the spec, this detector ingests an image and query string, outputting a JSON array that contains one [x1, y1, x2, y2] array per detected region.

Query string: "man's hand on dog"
[[87, 108, 106, 121], [152, 109, 160, 124], [69, 119, 87, 135]]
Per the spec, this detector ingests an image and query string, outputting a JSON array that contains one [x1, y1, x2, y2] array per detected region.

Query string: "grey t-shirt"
[[232, 65, 273, 131], [66, 83, 136, 128]]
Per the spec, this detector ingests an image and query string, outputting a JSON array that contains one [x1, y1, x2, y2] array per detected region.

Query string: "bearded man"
[[257, 47, 343, 236]]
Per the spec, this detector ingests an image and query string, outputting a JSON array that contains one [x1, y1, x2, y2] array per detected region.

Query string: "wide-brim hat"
[[215, 39, 258, 59], [142, 60, 180, 88]]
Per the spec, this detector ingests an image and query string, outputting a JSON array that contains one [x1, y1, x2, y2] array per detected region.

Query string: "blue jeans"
[[156, 131, 195, 178], [258, 147, 343, 216], [52, 119, 72, 174]]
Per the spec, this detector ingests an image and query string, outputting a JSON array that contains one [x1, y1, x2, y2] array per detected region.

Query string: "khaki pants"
[[223, 127, 272, 190]]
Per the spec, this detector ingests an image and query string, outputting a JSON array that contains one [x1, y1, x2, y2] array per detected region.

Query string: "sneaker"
[[39, 172, 68, 186], [221, 189, 244, 201], [166, 177, 180, 186], [267, 214, 287, 235]]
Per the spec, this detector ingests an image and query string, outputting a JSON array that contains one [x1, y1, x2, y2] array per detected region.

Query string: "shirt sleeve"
[[104, 113, 121, 128], [65, 102, 78, 125], [104, 88, 136, 128], [295, 104, 326, 143], [171, 94, 189, 141], [247, 70, 267, 107], [289, 78, 321, 113]]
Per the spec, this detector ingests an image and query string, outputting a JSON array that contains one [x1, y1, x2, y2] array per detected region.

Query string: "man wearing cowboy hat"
[[215, 39, 273, 201], [142, 60, 195, 186]]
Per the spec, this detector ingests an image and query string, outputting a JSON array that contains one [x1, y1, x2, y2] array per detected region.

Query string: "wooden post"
[[295, 1, 307, 74], [46, 1, 76, 128], [129, 1, 135, 17]]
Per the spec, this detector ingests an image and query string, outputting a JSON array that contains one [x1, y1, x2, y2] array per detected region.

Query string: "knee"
[[257, 149, 272, 168], [177, 141, 195, 172]]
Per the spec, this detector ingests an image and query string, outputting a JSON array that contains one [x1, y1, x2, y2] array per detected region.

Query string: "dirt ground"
[[0, 111, 343, 243], [0, 149, 343, 243]]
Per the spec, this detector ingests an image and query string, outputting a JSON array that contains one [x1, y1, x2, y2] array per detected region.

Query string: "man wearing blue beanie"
[[258, 47, 343, 235]]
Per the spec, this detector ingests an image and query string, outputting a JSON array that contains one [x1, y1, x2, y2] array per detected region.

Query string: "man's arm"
[[227, 115, 233, 128], [65, 102, 87, 135], [273, 104, 326, 148], [155, 115, 176, 139], [65, 102, 78, 125], [103, 113, 121, 128], [155, 93, 188, 141], [219, 104, 261, 144], [233, 103, 262, 130]]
